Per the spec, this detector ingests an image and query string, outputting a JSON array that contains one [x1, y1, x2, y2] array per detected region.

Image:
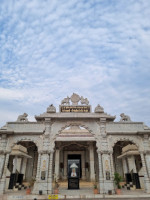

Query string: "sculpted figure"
[[120, 113, 131, 122], [80, 96, 89, 105], [105, 160, 109, 171], [17, 113, 28, 122], [61, 96, 70, 105]]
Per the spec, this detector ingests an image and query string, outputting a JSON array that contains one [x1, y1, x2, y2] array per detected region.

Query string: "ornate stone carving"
[[44, 118, 52, 137], [60, 125, 92, 136], [107, 135, 143, 152], [58, 123, 94, 136], [7, 136, 42, 152], [80, 96, 89, 105], [70, 93, 80, 105], [95, 104, 104, 113], [60, 93, 90, 106], [61, 96, 70, 105], [99, 118, 107, 139], [53, 121, 99, 143], [120, 113, 131, 122], [16, 113, 28, 122], [47, 104, 56, 113]]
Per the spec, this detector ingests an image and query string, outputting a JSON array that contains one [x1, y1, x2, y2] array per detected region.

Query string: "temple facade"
[[0, 93, 150, 194]]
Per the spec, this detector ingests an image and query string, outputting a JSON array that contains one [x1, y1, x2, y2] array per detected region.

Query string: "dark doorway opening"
[[68, 154, 81, 178]]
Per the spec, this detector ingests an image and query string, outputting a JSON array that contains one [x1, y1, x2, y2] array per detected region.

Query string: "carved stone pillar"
[[97, 150, 104, 194], [20, 157, 27, 176], [0, 153, 10, 194], [48, 151, 54, 194], [12, 156, 17, 173], [54, 149, 60, 179], [2, 153, 10, 179], [64, 151, 67, 180], [140, 152, 150, 193], [110, 152, 115, 180], [81, 151, 86, 180], [32, 151, 38, 177], [122, 157, 128, 176], [140, 153, 148, 177], [36, 153, 41, 180], [59, 149, 63, 179], [0, 154, 5, 179], [145, 153, 150, 178], [89, 143, 95, 181], [127, 155, 137, 173], [33, 152, 50, 195], [85, 148, 89, 180]]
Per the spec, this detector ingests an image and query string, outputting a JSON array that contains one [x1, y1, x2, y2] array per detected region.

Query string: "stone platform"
[[1, 181, 150, 200], [1, 192, 150, 200]]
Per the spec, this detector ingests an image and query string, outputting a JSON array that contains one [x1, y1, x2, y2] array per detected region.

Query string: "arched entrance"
[[113, 141, 145, 191], [53, 122, 98, 194], [54, 141, 98, 182], [53, 140, 98, 194], [6, 141, 38, 192]]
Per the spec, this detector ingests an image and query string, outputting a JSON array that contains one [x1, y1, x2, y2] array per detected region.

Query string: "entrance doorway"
[[7, 141, 38, 191], [113, 141, 144, 190], [68, 154, 81, 178]]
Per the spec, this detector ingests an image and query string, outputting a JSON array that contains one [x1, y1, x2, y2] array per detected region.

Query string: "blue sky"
[[0, 0, 150, 127]]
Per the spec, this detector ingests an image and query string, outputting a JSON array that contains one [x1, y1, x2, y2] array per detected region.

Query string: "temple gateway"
[[0, 93, 150, 195]]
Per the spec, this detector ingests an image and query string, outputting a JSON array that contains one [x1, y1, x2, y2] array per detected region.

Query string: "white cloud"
[[0, 0, 150, 127], [0, 88, 24, 100]]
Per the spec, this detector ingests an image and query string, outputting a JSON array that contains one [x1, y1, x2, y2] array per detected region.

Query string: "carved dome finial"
[[47, 104, 56, 113], [94, 104, 104, 113]]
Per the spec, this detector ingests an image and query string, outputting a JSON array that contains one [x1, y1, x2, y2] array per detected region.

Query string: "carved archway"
[[108, 135, 143, 152], [6, 137, 41, 190], [55, 123, 97, 140], [6, 136, 42, 152], [111, 135, 146, 190]]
